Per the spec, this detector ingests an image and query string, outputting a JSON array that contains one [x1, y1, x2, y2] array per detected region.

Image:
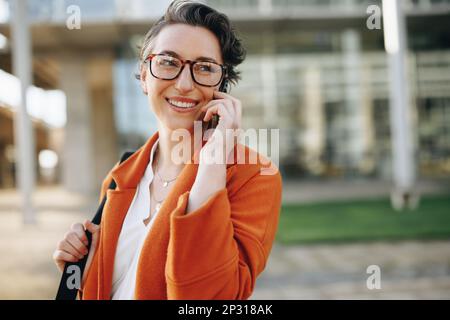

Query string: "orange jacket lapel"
[[97, 132, 160, 299]]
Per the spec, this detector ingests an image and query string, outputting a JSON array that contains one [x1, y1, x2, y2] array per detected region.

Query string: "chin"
[[163, 117, 197, 132]]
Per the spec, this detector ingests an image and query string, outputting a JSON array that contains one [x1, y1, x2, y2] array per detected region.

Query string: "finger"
[[71, 223, 88, 246], [200, 96, 236, 113], [204, 104, 232, 123], [65, 233, 88, 257], [213, 90, 235, 101], [57, 240, 85, 259], [203, 105, 219, 122], [84, 220, 100, 235], [203, 107, 218, 122], [212, 90, 240, 111], [213, 90, 241, 107], [204, 98, 234, 120], [200, 99, 227, 113], [53, 249, 79, 264]]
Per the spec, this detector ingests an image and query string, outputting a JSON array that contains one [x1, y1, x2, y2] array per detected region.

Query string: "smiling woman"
[[53, 0, 282, 300]]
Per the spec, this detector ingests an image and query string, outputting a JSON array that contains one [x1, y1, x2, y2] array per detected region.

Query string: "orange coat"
[[80, 131, 282, 299]]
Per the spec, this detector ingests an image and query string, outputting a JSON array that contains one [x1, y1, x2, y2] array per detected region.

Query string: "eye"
[[158, 56, 180, 67], [195, 63, 217, 73]]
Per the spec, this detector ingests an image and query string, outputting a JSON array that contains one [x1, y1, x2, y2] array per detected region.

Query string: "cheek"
[[202, 89, 215, 103], [147, 79, 168, 99]]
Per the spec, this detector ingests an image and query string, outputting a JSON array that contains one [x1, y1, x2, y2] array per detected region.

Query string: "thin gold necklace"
[[151, 186, 165, 215], [150, 148, 180, 215], [154, 148, 180, 188]]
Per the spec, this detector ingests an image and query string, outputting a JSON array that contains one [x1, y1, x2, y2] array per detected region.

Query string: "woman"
[[53, 0, 282, 300]]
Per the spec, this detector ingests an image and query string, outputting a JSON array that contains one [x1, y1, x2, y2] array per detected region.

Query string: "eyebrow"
[[159, 50, 219, 64]]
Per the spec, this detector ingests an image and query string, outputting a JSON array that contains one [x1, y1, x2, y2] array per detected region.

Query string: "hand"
[[52, 220, 100, 289], [200, 91, 242, 163]]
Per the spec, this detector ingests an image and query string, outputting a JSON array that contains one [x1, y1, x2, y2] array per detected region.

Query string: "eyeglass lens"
[[150, 55, 223, 86]]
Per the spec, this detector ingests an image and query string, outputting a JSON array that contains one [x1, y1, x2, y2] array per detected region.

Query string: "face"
[[140, 24, 223, 132]]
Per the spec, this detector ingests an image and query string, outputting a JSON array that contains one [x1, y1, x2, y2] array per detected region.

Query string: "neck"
[[154, 124, 197, 178]]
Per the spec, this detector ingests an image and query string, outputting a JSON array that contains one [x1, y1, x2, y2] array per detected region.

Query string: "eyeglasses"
[[145, 54, 227, 87]]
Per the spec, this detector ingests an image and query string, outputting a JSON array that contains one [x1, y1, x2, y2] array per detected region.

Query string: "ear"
[[140, 63, 148, 95]]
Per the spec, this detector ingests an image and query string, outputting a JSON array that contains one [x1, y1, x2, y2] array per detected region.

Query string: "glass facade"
[[3, 0, 171, 23], [105, 0, 450, 180], [113, 59, 158, 153], [231, 49, 450, 180]]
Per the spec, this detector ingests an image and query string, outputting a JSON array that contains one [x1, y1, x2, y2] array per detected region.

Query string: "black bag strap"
[[55, 151, 135, 300]]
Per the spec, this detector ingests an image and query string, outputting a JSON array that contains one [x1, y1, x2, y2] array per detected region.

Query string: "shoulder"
[[226, 143, 282, 197]]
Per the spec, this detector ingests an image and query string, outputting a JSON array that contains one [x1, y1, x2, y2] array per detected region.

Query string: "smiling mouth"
[[166, 98, 199, 109]]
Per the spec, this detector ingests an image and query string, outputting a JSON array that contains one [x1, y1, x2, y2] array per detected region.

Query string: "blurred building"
[[0, 100, 57, 188], [0, 0, 449, 194]]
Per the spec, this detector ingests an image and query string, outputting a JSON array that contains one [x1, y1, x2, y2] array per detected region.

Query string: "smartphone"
[[206, 79, 228, 130]]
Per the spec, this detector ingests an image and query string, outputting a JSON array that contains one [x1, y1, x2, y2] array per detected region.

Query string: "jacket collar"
[[110, 131, 158, 190]]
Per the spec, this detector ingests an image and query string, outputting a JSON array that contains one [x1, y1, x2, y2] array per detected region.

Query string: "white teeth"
[[168, 99, 196, 108]]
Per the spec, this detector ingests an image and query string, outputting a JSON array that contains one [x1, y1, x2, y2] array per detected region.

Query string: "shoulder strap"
[[55, 151, 135, 300]]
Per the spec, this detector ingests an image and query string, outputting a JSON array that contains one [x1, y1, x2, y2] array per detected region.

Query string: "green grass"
[[276, 194, 450, 245]]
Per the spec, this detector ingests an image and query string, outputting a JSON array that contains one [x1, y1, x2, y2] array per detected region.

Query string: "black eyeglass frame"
[[145, 53, 227, 87]]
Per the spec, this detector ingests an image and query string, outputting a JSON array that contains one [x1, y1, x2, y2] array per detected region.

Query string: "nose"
[[174, 64, 194, 93]]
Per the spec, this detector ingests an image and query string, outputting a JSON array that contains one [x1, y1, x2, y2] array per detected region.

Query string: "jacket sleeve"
[[165, 167, 282, 299]]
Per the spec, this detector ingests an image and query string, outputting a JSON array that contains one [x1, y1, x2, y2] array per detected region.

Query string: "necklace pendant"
[[163, 181, 168, 187]]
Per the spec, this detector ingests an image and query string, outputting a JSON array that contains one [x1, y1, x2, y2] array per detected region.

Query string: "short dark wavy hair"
[[136, 0, 246, 86]]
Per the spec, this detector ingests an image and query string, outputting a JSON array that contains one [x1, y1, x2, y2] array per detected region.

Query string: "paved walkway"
[[251, 241, 450, 299], [0, 186, 449, 299]]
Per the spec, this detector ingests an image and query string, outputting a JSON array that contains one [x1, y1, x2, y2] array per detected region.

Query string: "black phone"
[[206, 79, 228, 130]]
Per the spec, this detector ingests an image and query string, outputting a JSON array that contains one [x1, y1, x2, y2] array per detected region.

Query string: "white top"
[[111, 138, 159, 300]]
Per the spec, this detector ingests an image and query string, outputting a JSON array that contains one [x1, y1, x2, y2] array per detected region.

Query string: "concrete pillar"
[[10, 0, 36, 224], [259, 0, 272, 15], [59, 54, 95, 195], [382, 0, 417, 209], [261, 30, 278, 128], [359, 66, 376, 175], [341, 29, 367, 174], [88, 56, 118, 191], [302, 65, 325, 175]]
